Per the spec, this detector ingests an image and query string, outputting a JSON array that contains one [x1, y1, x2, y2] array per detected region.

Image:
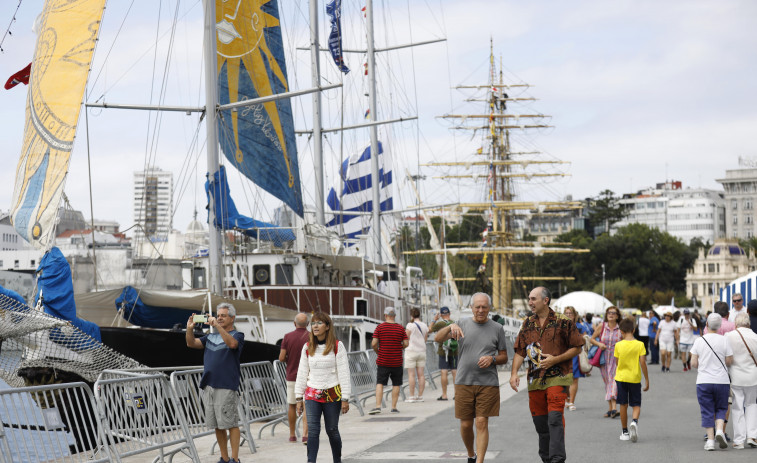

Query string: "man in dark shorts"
[[369, 307, 408, 414], [279, 312, 309, 443], [435, 293, 507, 463], [431, 306, 459, 400], [187, 303, 245, 463], [510, 287, 583, 463]]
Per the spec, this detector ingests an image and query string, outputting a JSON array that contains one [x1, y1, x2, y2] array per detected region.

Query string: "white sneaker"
[[747, 438, 757, 448], [732, 442, 744, 449], [704, 440, 716, 451], [415, 396, 424, 402], [629, 421, 638, 443], [619, 432, 630, 441], [716, 430, 728, 449], [403, 397, 417, 403]]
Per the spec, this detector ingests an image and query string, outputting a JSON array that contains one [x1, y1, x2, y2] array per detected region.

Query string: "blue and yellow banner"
[[10, 0, 107, 249], [216, 0, 303, 216]]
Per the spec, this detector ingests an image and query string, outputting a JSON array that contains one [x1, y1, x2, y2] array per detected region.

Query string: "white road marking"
[[352, 451, 500, 460]]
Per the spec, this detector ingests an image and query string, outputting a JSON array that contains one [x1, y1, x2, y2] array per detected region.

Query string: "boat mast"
[[203, 0, 224, 294], [365, 0, 382, 264], [310, 0, 326, 226]]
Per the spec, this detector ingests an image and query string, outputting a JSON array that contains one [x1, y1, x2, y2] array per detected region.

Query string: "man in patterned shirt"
[[510, 287, 583, 463], [368, 307, 408, 414]]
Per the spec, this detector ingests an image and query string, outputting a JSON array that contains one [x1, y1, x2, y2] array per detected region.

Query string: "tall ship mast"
[[409, 40, 588, 314]]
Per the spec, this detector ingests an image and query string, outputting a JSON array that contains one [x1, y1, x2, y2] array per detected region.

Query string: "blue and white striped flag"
[[326, 142, 393, 240]]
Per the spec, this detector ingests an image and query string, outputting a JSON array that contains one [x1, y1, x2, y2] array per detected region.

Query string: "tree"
[[587, 189, 627, 235]]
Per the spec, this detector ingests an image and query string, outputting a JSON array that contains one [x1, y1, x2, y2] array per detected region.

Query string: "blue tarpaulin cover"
[[36, 247, 101, 342], [0, 285, 26, 306], [115, 286, 193, 329], [205, 165, 296, 244]]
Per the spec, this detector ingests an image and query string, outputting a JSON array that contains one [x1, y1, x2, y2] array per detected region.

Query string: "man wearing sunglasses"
[[730, 294, 746, 319]]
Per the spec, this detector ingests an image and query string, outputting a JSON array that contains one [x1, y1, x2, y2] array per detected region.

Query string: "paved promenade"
[[134, 361, 755, 462]]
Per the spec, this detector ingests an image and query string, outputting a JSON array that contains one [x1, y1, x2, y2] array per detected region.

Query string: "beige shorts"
[[203, 386, 240, 430], [405, 350, 426, 368], [286, 380, 297, 405], [454, 384, 500, 419]]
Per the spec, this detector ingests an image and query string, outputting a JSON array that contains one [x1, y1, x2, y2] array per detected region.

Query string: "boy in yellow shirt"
[[614, 317, 650, 442]]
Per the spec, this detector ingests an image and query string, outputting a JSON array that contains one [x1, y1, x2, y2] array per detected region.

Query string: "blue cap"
[[440, 307, 450, 314]]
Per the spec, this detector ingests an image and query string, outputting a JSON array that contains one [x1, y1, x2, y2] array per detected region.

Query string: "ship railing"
[[0, 381, 112, 463], [346, 351, 379, 415], [238, 361, 288, 440], [93, 373, 200, 462]]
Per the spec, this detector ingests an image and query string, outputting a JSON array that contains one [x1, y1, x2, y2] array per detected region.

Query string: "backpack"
[[442, 320, 458, 356]]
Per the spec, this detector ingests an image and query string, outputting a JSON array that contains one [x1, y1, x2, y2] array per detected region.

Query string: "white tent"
[[553, 291, 613, 316]]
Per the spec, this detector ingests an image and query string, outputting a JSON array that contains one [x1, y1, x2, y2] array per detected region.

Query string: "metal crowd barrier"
[[169, 368, 257, 455], [94, 373, 200, 462], [238, 361, 288, 439], [346, 351, 376, 415], [365, 349, 408, 406], [273, 359, 305, 439], [0, 382, 111, 463], [401, 342, 439, 397]]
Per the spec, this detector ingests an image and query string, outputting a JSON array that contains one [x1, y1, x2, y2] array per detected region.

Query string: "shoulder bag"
[[701, 335, 731, 382], [578, 348, 593, 373], [735, 329, 757, 368]]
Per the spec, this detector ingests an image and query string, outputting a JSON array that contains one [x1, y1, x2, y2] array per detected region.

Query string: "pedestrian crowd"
[[185, 288, 757, 463]]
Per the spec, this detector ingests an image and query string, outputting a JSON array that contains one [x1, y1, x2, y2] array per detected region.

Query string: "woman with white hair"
[[690, 313, 734, 451], [724, 313, 757, 449]]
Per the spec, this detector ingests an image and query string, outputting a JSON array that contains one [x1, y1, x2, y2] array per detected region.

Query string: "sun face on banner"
[[216, 0, 292, 186]]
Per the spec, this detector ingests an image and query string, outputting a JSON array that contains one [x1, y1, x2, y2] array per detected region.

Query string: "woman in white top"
[[655, 312, 679, 372], [678, 310, 698, 372], [725, 314, 757, 449], [691, 313, 733, 451], [295, 312, 351, 463], [404, 307, 429, 402]]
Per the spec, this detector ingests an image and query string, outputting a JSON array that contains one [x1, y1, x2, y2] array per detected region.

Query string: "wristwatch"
[[491, 354, 497, 365]]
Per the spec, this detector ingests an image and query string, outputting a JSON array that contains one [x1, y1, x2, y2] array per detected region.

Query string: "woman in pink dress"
[[589, 306, 623, 418]]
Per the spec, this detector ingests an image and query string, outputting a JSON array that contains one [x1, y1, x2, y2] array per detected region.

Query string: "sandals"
[[604, 410, 613, 418], [568, 404, 577, 411], [610, 410, 619, 418], [437, 396, 449, 401]]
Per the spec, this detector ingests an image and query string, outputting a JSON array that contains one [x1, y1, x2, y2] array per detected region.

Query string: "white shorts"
[[658, 340, 675, 352], [679, 343, 693, 353], [286, 380, 297, 405], [404, 350, 426, 368]]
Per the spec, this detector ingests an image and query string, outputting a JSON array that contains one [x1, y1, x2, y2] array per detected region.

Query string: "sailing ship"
[[406, 41, 588, 314], [2, 0, 449, 375]]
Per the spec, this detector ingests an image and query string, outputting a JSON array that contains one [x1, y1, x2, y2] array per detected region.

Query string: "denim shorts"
[[615, 380, 642, 407]]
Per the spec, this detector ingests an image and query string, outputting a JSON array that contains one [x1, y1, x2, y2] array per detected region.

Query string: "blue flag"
[[326, 0, 350, 73]]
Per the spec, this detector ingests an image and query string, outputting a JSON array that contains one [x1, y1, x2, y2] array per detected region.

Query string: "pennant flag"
[[326, 142, 393, 240], [364, 108, 370, 119], [4, 63, 31, 90], [326, 0, 349, 73]]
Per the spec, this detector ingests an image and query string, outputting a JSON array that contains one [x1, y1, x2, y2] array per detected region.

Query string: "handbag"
[[578, 349, 593, 373], [735, 328, 757, 367], [589, 348, 604, 367]]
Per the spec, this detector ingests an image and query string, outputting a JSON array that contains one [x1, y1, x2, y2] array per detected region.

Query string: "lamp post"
[[601, 263, 606, 301]]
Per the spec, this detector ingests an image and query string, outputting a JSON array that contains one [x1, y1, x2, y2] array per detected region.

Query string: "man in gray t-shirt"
[[435, 293, 508, 463]]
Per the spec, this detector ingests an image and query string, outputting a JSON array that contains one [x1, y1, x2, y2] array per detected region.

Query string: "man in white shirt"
[[731, 293, 746, 319]]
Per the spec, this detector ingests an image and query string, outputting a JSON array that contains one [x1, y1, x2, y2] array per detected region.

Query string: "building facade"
[[133, 168, 173, 242], [686, 239, 757, 310], [716, 167, 757, 239], [612, 181, 725, 244]]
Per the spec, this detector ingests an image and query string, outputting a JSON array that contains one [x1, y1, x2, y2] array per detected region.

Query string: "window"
[[708, 263, 715, 273], [734, 217, 739, 225], [746, 199, 754, 210], [734, 266, 740, 273], [732, 200, 738, 210], [748, 216, 754, 225], [275, 264, 294, 285]]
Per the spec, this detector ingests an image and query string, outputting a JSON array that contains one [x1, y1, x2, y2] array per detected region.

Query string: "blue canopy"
[[115, 286, 193, 329], [205, 165, 296, 244], [36, 247, 101, 342]]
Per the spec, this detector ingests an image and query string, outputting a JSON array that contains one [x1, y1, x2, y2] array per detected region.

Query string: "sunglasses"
[[733, 299, 743, 302]]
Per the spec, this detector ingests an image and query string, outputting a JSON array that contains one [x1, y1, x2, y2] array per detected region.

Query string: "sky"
[[0, 0, 755, 238]]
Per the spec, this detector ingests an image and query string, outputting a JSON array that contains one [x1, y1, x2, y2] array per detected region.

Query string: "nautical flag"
[[364, 109, 370, 119], [4, 63, 31, 90], [326, 0, 349, 73], [215, 0, 303, 217], [326, 142, 393, 240]]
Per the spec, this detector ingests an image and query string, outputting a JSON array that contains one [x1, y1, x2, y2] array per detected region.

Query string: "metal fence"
[[0, 381, 111, 463], [345, 351, 376, 415], [94, 373, 200, 462], [238, 361, 288, 439]]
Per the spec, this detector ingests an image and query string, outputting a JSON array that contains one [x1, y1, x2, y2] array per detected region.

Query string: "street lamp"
[[601, 263, 606, 301]]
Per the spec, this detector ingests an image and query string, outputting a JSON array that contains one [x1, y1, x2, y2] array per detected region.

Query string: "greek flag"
[[326, 142, 393, 240]]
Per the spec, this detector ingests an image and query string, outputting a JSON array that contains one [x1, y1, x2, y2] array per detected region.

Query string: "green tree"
[[591, 278, 629, 304], [624, 286, 653, 309], [587, 189, 627, 235]]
